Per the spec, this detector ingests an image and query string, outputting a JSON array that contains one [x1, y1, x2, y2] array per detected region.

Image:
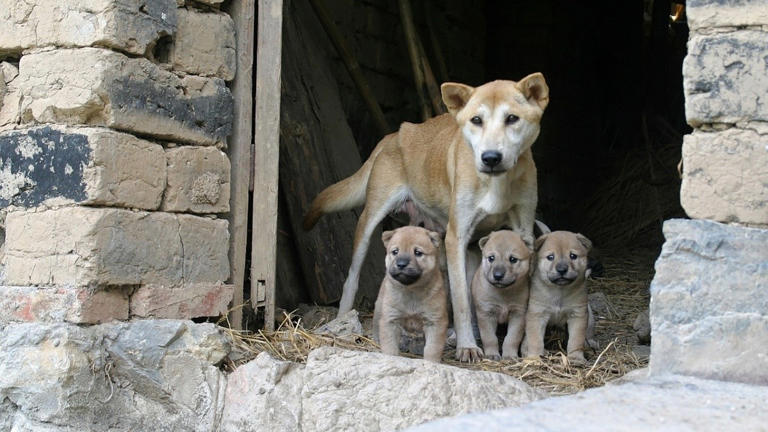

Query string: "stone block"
[[0, 285, 129, 324], [684, 31, 768, 126], [163, 146, 231, 213], [681, 128, 768, 225], [16, 48, 233, 146], [0, 320, 228, 431], [3, 207, 229, 287], [130, 283, 234, 319], [0, 126, 166, 211], [649, 219, 768, 384], [170, 8, 236, 80], [687, 0, 768, 31], [0, 62, 19, 129], [0, 0, 177, 57]]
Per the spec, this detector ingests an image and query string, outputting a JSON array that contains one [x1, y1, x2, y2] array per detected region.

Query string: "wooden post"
[[399, 0, 432, 121], [251, 0, 283, 331], [225, 0, 255, 330]]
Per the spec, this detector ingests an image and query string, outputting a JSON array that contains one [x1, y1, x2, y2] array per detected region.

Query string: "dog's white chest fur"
[[477, 176, 513, 214]]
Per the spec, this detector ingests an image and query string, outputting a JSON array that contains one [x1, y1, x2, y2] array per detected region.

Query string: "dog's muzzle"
[[389, 268, 422, 285], [549, 276, 576, 286]]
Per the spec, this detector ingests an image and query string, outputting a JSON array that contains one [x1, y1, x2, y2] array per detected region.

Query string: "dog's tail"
[[303, 154, 376, 230]]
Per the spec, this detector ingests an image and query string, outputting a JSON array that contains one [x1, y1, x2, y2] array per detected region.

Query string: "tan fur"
[[523, 231, 596, 364], [471, 230, 531, 360], [304, 74, 549, 362], [373, 226, 448, 362]]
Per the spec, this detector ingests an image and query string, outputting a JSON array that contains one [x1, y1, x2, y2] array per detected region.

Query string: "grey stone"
[[315, 309, 363, 337], [16, 48, 233, 146], [0, 285, 129, 324], [649, 219, 768, 384], [297, 303, 339, 329], [0, 320, 229, 431], [588, 291, 613, 319], [687, 0, 768, 31], [633, 309, 650, 345], [0, 0, 177, 57], [221, 347, 544, 432], [0, 126, 166, 211], [684, 31, 768, 126], [407, 374, 768, 432]]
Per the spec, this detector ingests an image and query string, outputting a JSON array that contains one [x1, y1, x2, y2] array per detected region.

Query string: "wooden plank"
[[251, 0, 283, 331], [225, 0, 255, 330]]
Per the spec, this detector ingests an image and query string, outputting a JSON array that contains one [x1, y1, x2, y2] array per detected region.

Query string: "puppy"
[[373, 226, 448, 362], [471, 230, 531, 360], [523, 231, 596, 363]]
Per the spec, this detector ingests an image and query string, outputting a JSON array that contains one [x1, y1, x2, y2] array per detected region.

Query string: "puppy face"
[[534, 231, 592, 286], [382, 226, 441, 286], [441, 74, 549, 175], [478, 230, 531, 288]]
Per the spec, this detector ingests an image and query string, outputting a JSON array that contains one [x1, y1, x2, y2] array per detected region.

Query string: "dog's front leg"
[[476, 311, 500, 360], [523, 306, 548, 359], [445, 222, 483, 362], [566, 308, 588, 364], [502, 308, 526, 360], [423, 321, 447, 363], [378, 316, 401, 357]]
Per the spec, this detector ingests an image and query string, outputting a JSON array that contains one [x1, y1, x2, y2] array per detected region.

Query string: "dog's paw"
[[456, 346, 483, 363], [483, 350, 501, 361], [501, 353, 520, 361], [568, 351, 586, 365]]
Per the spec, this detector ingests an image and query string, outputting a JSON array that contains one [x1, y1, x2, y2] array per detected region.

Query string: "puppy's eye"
[[470, 116, 483, 126], [487, 255, 495, 262], [569, 252, 578, 260], [546, 254, 554, 261], [509, 256, 518, 264], [414, 249, 424, 257], [391, 248, 399, 255], [505, 114, 519, 125]]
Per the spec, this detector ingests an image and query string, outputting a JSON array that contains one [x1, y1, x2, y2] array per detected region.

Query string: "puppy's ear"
[[382, 230, 394, 247], [534, 233, 550, 252], [575, 233, 593, 252], [477, 235, 490, 250], [516, 72, 549, 111], [441, 82, 474, 115], [427, 230, 442, 249]]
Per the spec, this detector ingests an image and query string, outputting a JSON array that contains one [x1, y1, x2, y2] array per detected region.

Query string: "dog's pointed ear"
[[477, 235, 490, 250], [534, 233, 550, 252], [427, 230, 442, 249], [441, 82, 474, 115], [575, 233, 593, 252], [517, 72, 549, 111], [382, 230, 394, 247]]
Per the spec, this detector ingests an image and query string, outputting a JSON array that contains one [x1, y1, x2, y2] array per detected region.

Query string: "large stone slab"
[[684, 31, 768, 126], [0, 285, 129, 324], [0, 0, 177, 57], [163, 146, 230, 214], [0, 62, 19, 129], [407, 374, 768, 432], [170, 8, 236, 80], [0, 126, 166, 211], [16, 48, 233, 146], [221, 347, 544, 432], [681, 128, 768, 225], [3, 207, 229, 287], [130, 283, 234, 319], [649, 219, 768, 384], [687, 0, 768, 31], [0, 320, 228, 431]]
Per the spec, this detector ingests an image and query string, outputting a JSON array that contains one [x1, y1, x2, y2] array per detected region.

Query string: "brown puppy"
[[523, 231, 596, 364], [471, 230, 531, 360], [373, 226, 448, 362]]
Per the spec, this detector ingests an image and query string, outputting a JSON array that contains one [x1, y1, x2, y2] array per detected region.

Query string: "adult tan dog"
[[373, 226, 448, 362], [523, 231, 596, 364], [304, 74, 549, 361], [471, 230, 531, 360]]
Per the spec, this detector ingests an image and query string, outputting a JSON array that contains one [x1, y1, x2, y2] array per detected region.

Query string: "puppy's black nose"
[[493, 269, 505, 281], [481, 151, 502, 168], [396, 257, 410, 269], [555, 262, 568, 275]]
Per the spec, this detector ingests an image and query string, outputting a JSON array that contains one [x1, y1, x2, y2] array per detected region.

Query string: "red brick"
[[0, 286, 129, 324]]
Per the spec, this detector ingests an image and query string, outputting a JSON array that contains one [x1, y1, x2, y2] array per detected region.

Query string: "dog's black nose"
[[481, 151, 502, 168], [493, 269, 505, 281], [555, 262, 568, 275], [396, 257, 410, 269]]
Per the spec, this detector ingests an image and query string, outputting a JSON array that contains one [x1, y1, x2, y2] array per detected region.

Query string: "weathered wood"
[[424, 1, 449, 84], [251, 0, 283, 331], [278, 0, 383, 310], [225, 0, 255, 330], [417, 35, 446, 115], [399, 0, 432, 121]]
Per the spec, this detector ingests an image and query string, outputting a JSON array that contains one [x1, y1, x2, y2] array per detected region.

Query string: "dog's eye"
[[470, 116, 483, 126], [391, 248, 399, 255], [569, 252, 577, 260], [505, 114, 519, 125], [546, 254, 554, 261], [414, 249, 423, 257], [509, 256, 518, 264], [487, 255, 495, 262]]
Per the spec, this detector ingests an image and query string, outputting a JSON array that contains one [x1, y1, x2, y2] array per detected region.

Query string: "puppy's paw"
[[456, 346, 483, 363], [483, 349, 501, 361], [501, 353, 520, 361], [568, 351, 586, 365]]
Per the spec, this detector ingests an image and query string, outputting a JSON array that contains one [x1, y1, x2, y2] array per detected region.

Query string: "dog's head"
[[478, 230, 532, 288], [382, 226, 441, 286], [534, 231, 592, 286], [441, 74, 549, 175]]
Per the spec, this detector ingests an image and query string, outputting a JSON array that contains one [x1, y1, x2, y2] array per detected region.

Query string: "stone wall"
[[0, 0, 237, 324]]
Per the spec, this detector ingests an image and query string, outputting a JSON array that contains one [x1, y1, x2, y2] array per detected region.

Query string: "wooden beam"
[[399, 0, 431, 121], [251, 0, 283, 331], [225, 0, 255, 330]]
